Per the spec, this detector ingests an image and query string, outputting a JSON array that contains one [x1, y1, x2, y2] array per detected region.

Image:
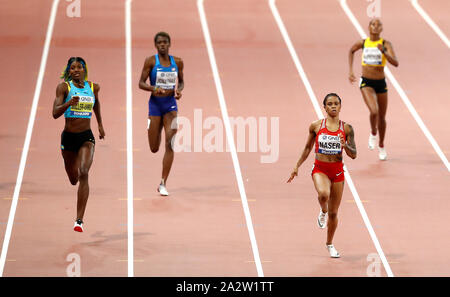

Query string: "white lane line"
[[0, 0, 60, 277], [197, 0, 264, 277], [410, 0, 450, 48], [125, 0, 134, 277], [269, 0, 394, 277], [340, 0, 450, 172]]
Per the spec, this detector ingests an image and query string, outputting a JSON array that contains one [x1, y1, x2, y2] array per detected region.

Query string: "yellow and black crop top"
[[361, 38, 386, 67]]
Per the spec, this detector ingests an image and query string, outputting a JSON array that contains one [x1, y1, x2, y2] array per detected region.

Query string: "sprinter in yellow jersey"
[[348, 18, 398, 160]]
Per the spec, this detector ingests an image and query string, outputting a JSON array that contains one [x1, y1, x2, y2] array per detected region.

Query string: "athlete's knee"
[[318, 191, 330, 203], [370, 109, 379, 118], [150, 146, 159, 153], [78, 167, 89, 180], [165, 134, 177, 152]]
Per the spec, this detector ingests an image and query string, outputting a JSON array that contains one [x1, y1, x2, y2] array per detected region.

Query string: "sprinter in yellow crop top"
[[348, 18, 399, 161]]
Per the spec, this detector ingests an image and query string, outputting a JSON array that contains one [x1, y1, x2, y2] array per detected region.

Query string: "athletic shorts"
[[360, 77, 387, 94], [61, 129, 95, 152], [311, 159, 345, 183], [148, 95, 178, 116]]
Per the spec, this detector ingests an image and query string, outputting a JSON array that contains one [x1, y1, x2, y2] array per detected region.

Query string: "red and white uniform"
[[311, 119, 346, 183]]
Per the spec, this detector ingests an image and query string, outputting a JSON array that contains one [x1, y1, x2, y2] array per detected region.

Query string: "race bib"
[[363, 47, 382, 65], [70, 95, 94, 117], [318, 134, 342, 155], [156, 70, 177, 89]]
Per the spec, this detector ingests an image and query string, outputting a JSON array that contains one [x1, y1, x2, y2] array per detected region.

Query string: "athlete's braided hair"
[[60, 57, 88, 82], [323, 93, 342, 106], [154, 31, 171, 44]]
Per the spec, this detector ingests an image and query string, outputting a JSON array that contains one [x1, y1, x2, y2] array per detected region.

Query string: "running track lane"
[[3, 0, 128, 276], [0, 0, 54, 264], [374, 0, 450, 159], [130, 0, 257, 276], [204, 0, 384, 276], [275, 0, 450, 275], [412, 0, 450, 47], [345, 0, 450, 275]]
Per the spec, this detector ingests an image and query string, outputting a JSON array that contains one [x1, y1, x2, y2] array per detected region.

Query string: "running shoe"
[[368, 133, 377, 150], [326, 244, 340, 258], [317, 210, 328, 229], [73, 219, 83, 232], [378, 146, 387, 161], [158, 184, 169, 196]]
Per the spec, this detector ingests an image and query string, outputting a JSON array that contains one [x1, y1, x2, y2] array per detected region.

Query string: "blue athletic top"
[[64, 80, 95, 119], [149, 55, 178, 91]]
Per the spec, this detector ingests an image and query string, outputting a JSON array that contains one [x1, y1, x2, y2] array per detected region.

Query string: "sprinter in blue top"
[[139, 32, 184, 197], [52, 57, 105, 232]]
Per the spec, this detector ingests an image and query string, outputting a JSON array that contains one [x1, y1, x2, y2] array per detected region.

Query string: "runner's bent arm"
[[342, 124, 357, 159], [175, 58, 184, 99], [138, 56, 159, 93], [287, 122, 317, 183], [348, 40, 364, 83], [92, 83, 105, 139], [52, 82, 77, 119], [379, 40, 399, 67]]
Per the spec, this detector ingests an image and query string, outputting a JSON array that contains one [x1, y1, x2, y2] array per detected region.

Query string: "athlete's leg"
[[326, 181, 344, 245], [312, 172, 332, 214], [161, 111, 178, 184], [360, 87, 379, 135], [76, 142, 95, 221], [62, 150, 80, 185], [376, 92, 388, 148], [148, 116, 164, 153]]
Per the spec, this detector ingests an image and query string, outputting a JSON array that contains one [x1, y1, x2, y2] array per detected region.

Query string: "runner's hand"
[[348, 73, 356, 84], [377, 43, 385, 53], [287, 167, 298, 183], [339, 133, 346, 148], [98, 125, 105, 140], [70, 96, 80, 106], [174, 89, 182, 100], [153, 87, 166, 96]]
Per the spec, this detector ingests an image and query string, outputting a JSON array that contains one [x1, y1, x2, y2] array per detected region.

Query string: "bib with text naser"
[[318, 134, 342, 155]]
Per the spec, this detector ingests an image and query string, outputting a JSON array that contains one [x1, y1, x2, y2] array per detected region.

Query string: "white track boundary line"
[[197, 0, 264, 277], [340, 0, 450, 172], [410, 0, 450, 48], [125, 0, 134, 277], [269, 0, 394, 277], [0, 0, 60, 277]]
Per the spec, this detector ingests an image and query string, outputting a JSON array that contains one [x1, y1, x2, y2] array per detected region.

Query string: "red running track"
[[0, 0, 449, 276]]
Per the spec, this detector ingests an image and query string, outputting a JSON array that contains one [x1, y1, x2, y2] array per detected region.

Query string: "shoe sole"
[[74, 226, 83, 232]]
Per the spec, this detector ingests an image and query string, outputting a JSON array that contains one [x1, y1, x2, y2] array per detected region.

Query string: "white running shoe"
[[368, 133, 377, 150], [378, 146, 387, 161], [317, 210, 328, 229], [326, 244, 340, 258], [73, 219, 83, 232], [158, 184, 169, 196]]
